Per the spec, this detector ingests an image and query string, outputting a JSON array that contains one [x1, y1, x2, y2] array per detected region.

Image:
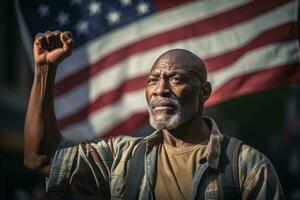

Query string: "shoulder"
[[223, 136, 270, 174], [239, 143, 270, 173], [238, 143, 280, 190]]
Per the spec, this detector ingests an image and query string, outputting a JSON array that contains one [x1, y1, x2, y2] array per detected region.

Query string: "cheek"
[[176, 86, 200, 108]]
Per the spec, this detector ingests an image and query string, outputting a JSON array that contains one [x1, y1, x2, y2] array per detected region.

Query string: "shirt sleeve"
[[46, 137, 114, 198], [239, 145, 286, 200]]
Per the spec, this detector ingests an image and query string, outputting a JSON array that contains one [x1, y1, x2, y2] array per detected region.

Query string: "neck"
[[162, 112, 210, 147]]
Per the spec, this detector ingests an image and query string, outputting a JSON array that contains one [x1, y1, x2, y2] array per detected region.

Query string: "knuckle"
[[64, 31, 72, 38], [68, 38, 74, 45], [34, 32, 42, 40], [36, 35, 46, 46], [45, 31, 55, 40], [44, 31, 51, 37], [47, 32, 55, 38], [53, 30, 61, 36]]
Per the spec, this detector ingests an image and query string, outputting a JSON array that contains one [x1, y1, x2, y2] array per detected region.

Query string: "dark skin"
[[24, 30, 73, 175], [146, 49, 212, 147]]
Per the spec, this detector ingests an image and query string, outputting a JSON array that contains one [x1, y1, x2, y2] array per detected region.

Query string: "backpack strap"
[[123, 136, 243, 200], [219, 135, 243, 200], [124, 141, 147, 200]]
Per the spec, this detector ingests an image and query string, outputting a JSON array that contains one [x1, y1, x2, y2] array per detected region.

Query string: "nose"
[[153, 78, 171, 97]]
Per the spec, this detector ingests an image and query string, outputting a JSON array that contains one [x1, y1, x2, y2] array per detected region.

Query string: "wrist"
[[34, 64, 57, 86], [35, 63, 57, 76]]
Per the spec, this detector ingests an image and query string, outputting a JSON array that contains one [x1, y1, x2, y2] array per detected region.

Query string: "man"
[[24, 31, 285, 199]]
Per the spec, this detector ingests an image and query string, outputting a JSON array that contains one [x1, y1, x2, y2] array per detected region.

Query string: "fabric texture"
[[46, 117, 285, 200]]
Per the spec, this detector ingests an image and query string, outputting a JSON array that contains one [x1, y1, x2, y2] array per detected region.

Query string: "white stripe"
[[55, 1, 296, 119], [55, 0, 252, 82], [15, 0, 34, 66], [209, 40, 300, 90], [200, 1, 297, 58], [62, 89, 147, 141], [61, 40, 299, 140]]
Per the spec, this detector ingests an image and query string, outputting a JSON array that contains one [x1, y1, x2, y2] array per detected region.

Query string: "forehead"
[[149, 56, 200, 76]]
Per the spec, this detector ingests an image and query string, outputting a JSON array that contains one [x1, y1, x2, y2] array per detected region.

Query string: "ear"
[[200, 81, 212, 102]]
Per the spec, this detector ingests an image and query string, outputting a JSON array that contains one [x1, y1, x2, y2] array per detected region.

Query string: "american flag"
[[16, 0, 300, 142]]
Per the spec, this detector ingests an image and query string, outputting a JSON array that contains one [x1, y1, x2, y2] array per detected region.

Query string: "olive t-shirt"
[[154, 141, 207, 200]]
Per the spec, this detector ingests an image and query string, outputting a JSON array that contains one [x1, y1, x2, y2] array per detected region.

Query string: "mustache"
[[149, 96, 179, 109]]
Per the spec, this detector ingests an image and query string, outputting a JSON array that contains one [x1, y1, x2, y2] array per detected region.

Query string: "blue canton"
[[19, 0, 155, 47]]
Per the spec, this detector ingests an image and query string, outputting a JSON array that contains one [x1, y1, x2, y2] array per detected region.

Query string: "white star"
[[38, 3, 49, 17], [75, 20, 89, 35], [56, 12, 69, 27], [106, 10, 121, 25], [119, 0, 132, 6], [70, 0, 82, 6], [136, 2, 150, 15], [87, 1, 101, 16]]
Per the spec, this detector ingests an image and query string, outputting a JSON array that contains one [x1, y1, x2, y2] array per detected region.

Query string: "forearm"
[[24, 64, 61, 172]]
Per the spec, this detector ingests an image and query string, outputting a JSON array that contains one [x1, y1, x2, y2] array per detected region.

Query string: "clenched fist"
[[33, 30, 73, 67]]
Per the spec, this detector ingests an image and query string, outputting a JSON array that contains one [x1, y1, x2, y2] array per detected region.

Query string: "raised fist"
[[33, 30, 73, 67]]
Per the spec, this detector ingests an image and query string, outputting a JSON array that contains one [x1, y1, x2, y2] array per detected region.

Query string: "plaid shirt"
[[46, 118, 285, 199]]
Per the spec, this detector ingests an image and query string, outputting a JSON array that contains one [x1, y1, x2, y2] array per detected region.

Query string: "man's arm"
[[24, 31, 73, 176], [239, 145, 285, 199]]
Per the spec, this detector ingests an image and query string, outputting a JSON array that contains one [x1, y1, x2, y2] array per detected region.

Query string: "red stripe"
[[205, 63, 300, 107], [58, 76, 147, 129], [205, 22, 297, 72], [154, 0, 191, 11], [55, 0, 289, 96], [102, 111, 149, 138]]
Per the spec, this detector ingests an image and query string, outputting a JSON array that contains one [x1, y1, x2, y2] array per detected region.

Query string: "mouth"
[[152, 103, 176, 112]]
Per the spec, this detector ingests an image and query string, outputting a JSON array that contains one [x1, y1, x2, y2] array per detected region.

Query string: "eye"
[[169, 76, 183, 85], [147, 77, 158, 85]]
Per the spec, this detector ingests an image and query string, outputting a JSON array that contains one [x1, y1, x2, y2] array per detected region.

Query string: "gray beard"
[[148, 96, 196, 130]]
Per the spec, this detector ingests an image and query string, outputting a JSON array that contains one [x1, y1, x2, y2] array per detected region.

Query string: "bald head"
[[151, 49, 207, 82], [146, 49, 212, 130]]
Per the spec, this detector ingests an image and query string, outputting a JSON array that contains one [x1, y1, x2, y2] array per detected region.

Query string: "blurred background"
[[0, 0, 300, 199]]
